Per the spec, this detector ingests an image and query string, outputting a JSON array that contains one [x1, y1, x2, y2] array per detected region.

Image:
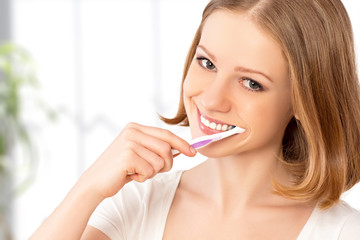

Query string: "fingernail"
[[190, 146, 197, 155]]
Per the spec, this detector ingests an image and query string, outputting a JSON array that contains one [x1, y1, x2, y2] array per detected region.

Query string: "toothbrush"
[[171, 126, 245, 156]]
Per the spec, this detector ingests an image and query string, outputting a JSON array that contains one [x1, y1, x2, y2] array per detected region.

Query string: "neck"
[[198, 146, 293, 211]]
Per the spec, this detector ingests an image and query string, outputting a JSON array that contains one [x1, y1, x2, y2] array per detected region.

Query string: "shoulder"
[[322, 200, 359, 218], [339, 203, 360, 239], [103, 170, 183, 215], [88, 171, 184, 239], [317, 201, 360, 228], [301, 200, 360, 239], [114, 170, 183, 209], [125, 170, 184, 196]]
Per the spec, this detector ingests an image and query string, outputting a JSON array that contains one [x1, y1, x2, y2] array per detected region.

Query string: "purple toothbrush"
[[171, 126, 245, 156]]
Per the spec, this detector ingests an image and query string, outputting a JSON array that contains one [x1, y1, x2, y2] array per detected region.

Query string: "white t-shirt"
[[88, 171, 360, 239]]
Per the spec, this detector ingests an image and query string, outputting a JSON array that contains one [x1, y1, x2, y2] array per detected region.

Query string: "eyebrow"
[[197, 44, 273, 83], [197, 45, 217, 62], [234, 66, 273, 83]]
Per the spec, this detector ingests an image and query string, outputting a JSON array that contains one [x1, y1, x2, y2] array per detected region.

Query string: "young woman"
[[31, 0, 360, 239]]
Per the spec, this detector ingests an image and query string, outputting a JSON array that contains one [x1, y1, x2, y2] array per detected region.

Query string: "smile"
[[199, 111, 235, 133], [200, 115, 234, 131]]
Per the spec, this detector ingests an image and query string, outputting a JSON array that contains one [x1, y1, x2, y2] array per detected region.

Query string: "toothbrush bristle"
[[228, 125, 236, 130]]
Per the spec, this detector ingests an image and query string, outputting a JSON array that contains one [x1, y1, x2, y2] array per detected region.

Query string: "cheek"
[[240, 92, 293, 140]]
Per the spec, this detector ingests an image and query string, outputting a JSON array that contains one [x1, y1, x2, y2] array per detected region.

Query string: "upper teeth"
[[200, 115, 234, 131]]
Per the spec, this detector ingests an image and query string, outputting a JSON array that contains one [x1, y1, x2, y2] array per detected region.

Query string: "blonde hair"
[[161, 0, 360, 209]]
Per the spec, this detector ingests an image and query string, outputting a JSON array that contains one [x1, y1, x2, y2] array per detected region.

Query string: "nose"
[[199, 74, 232, 113]]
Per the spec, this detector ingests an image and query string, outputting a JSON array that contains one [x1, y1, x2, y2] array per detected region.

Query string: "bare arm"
[[81, 226, 110, 240], [30, 123, 196, 239], [29, 176, 105, 239]]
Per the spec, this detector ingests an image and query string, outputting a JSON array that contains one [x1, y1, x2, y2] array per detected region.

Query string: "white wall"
[[12, 1, 208, 239], [10, 0, 360, 239]]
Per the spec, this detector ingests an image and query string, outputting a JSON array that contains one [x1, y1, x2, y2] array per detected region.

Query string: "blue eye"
[[243, 78, 263, 91], [197, 57, 216, 71]]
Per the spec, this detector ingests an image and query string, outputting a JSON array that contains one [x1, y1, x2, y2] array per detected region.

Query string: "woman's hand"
[[79, 122, 197, 201]]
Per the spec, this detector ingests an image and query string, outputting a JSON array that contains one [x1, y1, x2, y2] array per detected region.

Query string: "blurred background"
[[0, 0, 359, 239]]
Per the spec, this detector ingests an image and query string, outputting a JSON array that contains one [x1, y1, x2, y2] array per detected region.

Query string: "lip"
[[197, 108, 235, 135]]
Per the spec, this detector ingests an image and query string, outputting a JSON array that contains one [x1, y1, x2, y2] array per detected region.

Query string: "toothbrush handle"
[[171, 138, 213, 156], [171, 127, 244, 158]]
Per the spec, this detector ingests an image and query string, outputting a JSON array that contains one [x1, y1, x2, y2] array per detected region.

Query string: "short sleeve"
[[87, 190, 129, 239], [87, 171, 183, 240], [87, 177, 152, 239]]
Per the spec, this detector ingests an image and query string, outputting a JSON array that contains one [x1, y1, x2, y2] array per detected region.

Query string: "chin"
[[196, 144, 237, 158]]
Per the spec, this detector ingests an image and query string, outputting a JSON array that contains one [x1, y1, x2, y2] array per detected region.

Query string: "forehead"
[[200, 10, 289, 83]]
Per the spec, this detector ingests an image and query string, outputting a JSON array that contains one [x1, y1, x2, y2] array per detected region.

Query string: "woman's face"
[[183, 10, 293, 158]]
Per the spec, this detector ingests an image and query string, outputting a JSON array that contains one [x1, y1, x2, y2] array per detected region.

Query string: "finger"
[[137, 134, 174, 163], [123, 127, 174, 163], [127, 123, 196, 157], [125, 150, 155, 182], [131, 142, 172, 173]]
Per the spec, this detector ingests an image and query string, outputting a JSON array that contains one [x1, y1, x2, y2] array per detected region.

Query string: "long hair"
[[161, 0, 360, 209]]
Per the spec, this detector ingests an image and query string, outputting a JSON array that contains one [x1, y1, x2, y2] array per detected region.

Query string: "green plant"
[[0, 43, 36, 171], [0, 42, 56, 239]]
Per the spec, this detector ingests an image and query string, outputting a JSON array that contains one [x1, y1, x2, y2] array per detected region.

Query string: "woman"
[[31, 0, 360, 239]]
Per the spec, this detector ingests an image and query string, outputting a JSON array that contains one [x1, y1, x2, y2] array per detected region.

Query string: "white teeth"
[[205, 119, 210, 127], [200, 114, 235, 132]]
